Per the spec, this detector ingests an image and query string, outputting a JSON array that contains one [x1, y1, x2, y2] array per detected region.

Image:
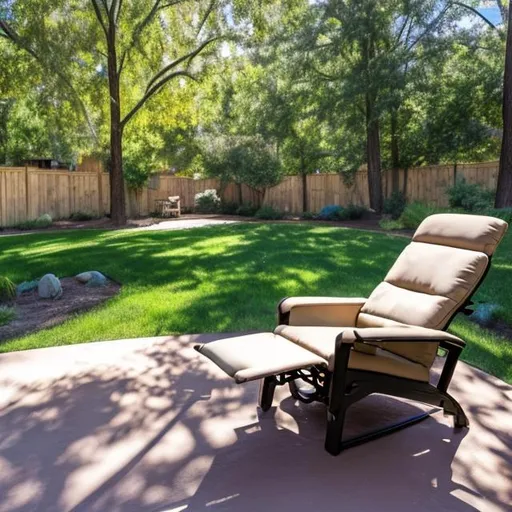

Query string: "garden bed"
[[0, 277, 121, 342]]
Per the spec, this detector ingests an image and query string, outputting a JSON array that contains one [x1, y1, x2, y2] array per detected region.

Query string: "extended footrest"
[[194, 332, 327, 383]]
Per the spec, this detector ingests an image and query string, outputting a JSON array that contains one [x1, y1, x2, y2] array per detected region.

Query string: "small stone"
[[38, 274, 62, 299], [471, 303, 499, 326], [16, 280, 39, 296]]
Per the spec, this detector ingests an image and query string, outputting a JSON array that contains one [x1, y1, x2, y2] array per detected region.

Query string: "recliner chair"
[[195, 214, 508, 455]]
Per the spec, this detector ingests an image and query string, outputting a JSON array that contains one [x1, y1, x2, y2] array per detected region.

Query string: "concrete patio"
[[0, 334, 510, 512]]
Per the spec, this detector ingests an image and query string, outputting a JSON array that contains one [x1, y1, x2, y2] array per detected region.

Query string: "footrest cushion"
[[195, 332, 327, 383]]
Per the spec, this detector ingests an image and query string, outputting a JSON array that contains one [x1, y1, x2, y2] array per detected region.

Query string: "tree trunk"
[[496, 3, 512, 208], [366, 94, 383, 212], [107, 25, 126, 225], [390, 108, 400, 194]]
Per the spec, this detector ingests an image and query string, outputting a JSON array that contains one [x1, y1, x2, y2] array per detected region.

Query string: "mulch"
[[0, 277, 121, 342]]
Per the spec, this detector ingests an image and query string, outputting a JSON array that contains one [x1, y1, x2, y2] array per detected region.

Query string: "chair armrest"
[[278, 297, 367, 327], [340, 326, 465, 348]]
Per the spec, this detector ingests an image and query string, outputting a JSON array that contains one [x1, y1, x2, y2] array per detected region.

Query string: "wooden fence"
[[0, 161, 501, 226]]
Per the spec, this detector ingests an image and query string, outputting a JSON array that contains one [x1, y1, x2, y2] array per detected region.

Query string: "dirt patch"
[[470, 318, 512, 341], [0, 277, 121, 342]]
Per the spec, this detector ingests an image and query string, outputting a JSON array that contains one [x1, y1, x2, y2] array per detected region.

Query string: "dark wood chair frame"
[[258, 258, 492, 456]]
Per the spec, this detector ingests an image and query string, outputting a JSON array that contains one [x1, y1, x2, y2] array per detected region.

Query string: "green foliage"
[[0, 276, 16, 304], [15, 213, 53, 230], [236, 203, 259, 217], [399, 202, 445, 230], [0, 305, 15, 326], [220, 201, 239, 215], [69, 211, 96, 221], [194, 189, 220, 213], [339, 204, 367, 220], [301, 211, 315, 220], [447, 178, 494, 212], [383, 191, 406, 220], [255, 205, 284, 220], [202, 136, 282, 191]]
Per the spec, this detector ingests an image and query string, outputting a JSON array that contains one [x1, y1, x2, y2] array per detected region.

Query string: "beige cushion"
[[280, 297, 366, 327], [195, 333, 326, 383], [275, 325, 429, 381], [413, 213, 507, 256]]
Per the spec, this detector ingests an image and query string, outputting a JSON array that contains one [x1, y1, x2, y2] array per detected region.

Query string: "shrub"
[[0, 306, 15, 326], [447, 178, 493, 212], [255, 205, 284, 220], [236, 203, 259, 217], [318, 205, 344, 220], [399, 202, 443, 230], [194, 189, 220, 213], [0, 276, 16, 304], [383, 191, 406, 219], [302, 211, 316, 220], [15, 213, 53, 230], [69, 211, 96, 221], [339, 204, 367, 220], [220, 201, 239, 215]]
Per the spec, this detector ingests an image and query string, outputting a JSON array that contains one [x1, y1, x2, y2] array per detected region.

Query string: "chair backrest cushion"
[[358, 214, 508, 367]]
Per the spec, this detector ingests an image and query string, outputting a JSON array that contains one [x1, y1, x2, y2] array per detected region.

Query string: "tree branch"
[[121, 70, 197, 127], [144, 36, 218, 92], [450, 1, 499, 31], [91, 0, 109, 38]]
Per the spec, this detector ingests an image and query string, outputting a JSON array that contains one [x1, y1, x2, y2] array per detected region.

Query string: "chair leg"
[[259, 376, 276, 412], [439, 391, 469, 428], [325, 408, 347, 456]]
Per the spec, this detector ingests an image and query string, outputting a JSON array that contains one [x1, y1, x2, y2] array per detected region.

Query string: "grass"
[[0, 306, 16, 326], [0, 222, 510, 383]]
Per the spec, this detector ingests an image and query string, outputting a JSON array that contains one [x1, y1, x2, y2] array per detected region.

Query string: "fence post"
[[97, 167, 103, 217], [24, 166, 29, 221]]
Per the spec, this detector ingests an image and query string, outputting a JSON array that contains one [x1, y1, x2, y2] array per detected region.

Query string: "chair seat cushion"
[[195, 332, 326, 383], [275, 325, 429, 382]]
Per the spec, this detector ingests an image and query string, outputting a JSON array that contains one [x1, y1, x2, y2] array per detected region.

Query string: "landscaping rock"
[[38, 274, 63, 299], [75, 271, 93, 283], [471, 303, 499, 327], [76, 271, 107, 286], [86, 271, 108, 288], [16, 280, 39, 296]]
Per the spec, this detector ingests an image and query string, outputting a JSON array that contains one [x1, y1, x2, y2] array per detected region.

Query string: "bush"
[[15, 213, 53, 230], [69, 211, 96, 221], [399, 202, 443, 230], [0, 276, 16, 304], [220, 201, 239, 215], [255, 205, 284, 220], [236, 203, 259, 217], [339, 204, 367, 220], [318, 205, 344, 220], [383, 191, 406, 220], [447, 178, 493, 212], [194, 189, 220, 213], [0, 306, 15, 326], [302, 211, 316, 220]]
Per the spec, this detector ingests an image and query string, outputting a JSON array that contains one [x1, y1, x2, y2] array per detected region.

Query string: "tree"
[[496, 2, 512, 207], [1, 0, 221, 224]]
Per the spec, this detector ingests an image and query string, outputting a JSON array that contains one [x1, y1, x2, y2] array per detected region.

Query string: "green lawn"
[[0, 222, 511, 383]]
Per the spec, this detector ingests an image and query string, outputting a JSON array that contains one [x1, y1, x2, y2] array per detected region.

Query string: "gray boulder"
[[76, 270, 108, 287], [38, 274, 62, 299], [86, 271, 108, 287]]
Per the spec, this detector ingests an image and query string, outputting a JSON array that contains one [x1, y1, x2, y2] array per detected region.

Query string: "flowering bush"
[[195, 189, 220, 213]]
